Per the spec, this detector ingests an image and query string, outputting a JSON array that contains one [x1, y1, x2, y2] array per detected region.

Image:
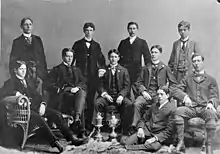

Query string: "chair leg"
[[20, 124, 29, 149]]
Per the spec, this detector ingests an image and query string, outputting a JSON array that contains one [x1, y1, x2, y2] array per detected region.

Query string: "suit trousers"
[[131, 96, 157, 127], [175, 106, 217, 141], [29, 110, 57, 145], [44, 108, 74, 142], [121, 132, 162, 152], [92, 97, 132, 126]]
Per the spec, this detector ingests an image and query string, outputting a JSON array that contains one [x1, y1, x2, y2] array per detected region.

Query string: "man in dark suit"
[[92, 49, 132, 129], [121, 86, 175, 152], [129, 45, 177, 134], [44, 48, 87, 138], [9, 17, 47, 80], [72, 23, 106, 128], [0, 61, 66, 152], [118, 22, 151, 85], [172, 53, 219, 154], [168, 21, 200, 82]]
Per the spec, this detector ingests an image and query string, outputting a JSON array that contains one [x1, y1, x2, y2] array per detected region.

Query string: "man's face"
[[150, 48, 161, 62], [84, 27, 94, 39], [192, 56, 204, 72], [157, 89, 169, 105], [63, 51, 73, 66], [128, 24, 138, 37], [15, 64, 27, 79], [109, 52, 120, 65], [178, 26, 190, 39], [21, 19, 33, 34]]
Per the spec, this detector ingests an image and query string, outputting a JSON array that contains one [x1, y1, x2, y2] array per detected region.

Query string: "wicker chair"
[[2, 95, 31, 149]]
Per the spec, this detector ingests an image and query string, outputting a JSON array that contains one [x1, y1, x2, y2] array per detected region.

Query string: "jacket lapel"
[[107, 65, 112, 89], [147, 64, 152, 88], [116, 65, 121, 88]]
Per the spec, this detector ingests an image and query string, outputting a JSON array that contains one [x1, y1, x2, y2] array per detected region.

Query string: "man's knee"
[[206, 119, 216, 130], [77, 89, 87, 98], [134, 96, 146, 108], [150, 142, 162, 151], [174, 115, 184, 125]]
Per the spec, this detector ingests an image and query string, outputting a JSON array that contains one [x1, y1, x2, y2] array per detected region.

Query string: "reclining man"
[[172, 53, 219, 154], [128, 45, 177, 135], [121, 86, 176, 152], [0, 60, 88, 153], [92, 49, 132, 131], [44, 48, 88, 139]]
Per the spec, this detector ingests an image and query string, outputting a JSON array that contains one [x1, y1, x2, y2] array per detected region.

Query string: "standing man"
[[118, 21, 151, 85], [129, 45, 177, 135], [168, 21, 200, 82], [10, 17, 47, 80], [172, 53, 219, 154], [72, 23, 106, 129]]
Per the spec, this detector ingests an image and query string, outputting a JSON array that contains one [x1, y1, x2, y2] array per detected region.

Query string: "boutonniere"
[[161, 65, 164, 68], [118, 70, 120, 72]]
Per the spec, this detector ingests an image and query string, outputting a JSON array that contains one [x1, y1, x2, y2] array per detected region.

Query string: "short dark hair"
[[20, 17, 33, 27], [151, 45, 163, 53], [178, 21, 190, 30], [108, 49, 120, 57], [83, 22, 95, 31], [12, 60, 26, 70], [127, 22, 139, 30], [158, 85, 170, 95], [191, 53, 204, 61], [62, 48, 73, 58]]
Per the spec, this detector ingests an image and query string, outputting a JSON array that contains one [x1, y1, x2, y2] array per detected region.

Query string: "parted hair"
[[178, 21, 190, 30], [151, 45, 163, 53], [108, 49, 120, 57], [127, 21, 139, 30], [62, 48, 73, 58], [20, 17, 33, 27], [83, 22, 95, 31]]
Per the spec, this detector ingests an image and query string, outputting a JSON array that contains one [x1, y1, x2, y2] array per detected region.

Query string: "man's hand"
[[145, 137, 156, 145], [71, 87, 80, 93], [39, 103, 46, 116], [105, 94, 113, 103], [142, 91, 152, 100], [98, 69, 106, 78], [137, 128, 145, 138], [206, 103, 216, 112], [116, 95, 123, 105], [183, 95, 192, 107]]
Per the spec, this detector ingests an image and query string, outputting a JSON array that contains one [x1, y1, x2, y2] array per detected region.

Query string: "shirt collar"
[[63, 61, 71, 67], [84, 37, 92, 42], [194, 70, 205, 75], [23, 33, 32, 38], [180, 36, 189, 42], [110, 64, 118, 68], [152, 60, 160, 65], [16, 74, 25, 80], [129, 36, 137, 41], [159, 100, 169, 109]]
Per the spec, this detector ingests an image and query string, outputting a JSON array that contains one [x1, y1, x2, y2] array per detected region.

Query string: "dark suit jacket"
[[72, 38, 106, 82], [135, 61, 178, 96], [118, 37, 150, 83], [98, 64, 130, 98], [168, 39, 200, 82], [172, 72, 219, 108], [10, 34, 47, 80], [44, 63, 87, 93], [137, 101, 176, 143], [0, 77, 43, 112]]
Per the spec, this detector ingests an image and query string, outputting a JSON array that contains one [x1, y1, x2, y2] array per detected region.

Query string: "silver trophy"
[[95, 112, 103, 142], [107, 113, 120, 139]]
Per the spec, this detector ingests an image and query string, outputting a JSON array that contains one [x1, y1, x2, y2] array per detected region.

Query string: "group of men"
[[0, 17, 219, 154]]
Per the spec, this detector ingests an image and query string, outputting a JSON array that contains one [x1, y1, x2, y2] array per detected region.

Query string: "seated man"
[[121, 86, 175, 152], [172, 53, 219, 154], [0, 60, 88, 152], [129, 45, 177, 134], [92, 49, 132, 129], [44, 48, 87, 138]]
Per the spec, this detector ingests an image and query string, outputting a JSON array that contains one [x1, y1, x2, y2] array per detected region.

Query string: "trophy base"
[[95, 133, 103, 142]]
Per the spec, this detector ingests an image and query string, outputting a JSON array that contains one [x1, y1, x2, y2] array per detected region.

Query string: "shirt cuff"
[[183, 95, 188, 103], [101, 92, 108, 98], [41, 102, 47, 107], [154, 136, 158, 142]]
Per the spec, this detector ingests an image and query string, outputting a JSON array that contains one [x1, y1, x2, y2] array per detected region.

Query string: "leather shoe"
[[71, 134, 88, 146], [127, 126, 136, 136], [175, 140, 185, 153], [53, 140, 64, 153], [77, 130, 87, 139]]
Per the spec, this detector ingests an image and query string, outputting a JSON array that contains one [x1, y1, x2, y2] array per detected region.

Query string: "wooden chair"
[[2, 95, 31, 149]]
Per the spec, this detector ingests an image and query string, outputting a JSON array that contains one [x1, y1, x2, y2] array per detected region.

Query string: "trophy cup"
[[95, 112, 103, 142], [108, 113, 120, 140]]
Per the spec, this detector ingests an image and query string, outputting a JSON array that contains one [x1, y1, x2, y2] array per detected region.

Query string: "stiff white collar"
[[129, 36, 137, 44], [159, 100, 169, 110], [23, 33, 31, 38]]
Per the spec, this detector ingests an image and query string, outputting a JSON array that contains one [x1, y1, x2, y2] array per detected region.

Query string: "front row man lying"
[[121, 86, 175, 152]]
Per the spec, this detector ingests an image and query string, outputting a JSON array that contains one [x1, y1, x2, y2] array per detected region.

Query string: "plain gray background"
[[1, 0, 220, 87]]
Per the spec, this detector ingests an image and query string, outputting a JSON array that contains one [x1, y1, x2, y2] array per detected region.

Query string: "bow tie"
[[85, 39, 92, 43], [152, 64, 158, 69]]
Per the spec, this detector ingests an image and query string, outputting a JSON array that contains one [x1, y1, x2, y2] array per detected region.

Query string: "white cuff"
[[101, 92, 108, 98], [183, 95, 188, 103]]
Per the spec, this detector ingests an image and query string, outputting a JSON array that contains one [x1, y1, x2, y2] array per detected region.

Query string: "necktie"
[[181, 40, 188, 51], [85, 39, 92, 43], [111, 66, 116, 75], [21, 79, 27, 88], [25, 37, 32, 44]]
